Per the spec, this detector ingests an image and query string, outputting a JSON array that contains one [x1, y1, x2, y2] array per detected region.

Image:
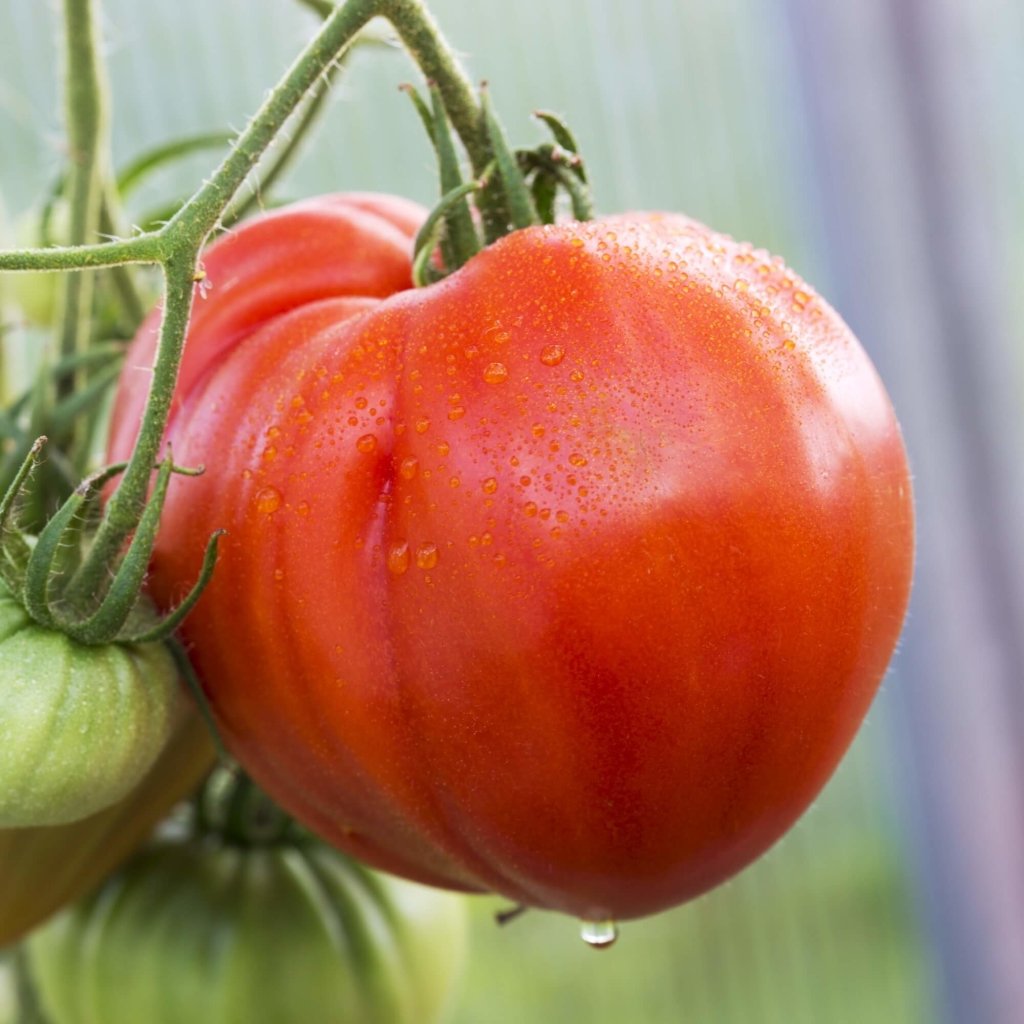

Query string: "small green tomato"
[[28, 837, 467, 1024], [0, 583, 182, 828]]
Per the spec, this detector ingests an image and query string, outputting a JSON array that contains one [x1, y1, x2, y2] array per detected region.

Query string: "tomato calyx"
[[192, 764, 304, 850], [405, 81, 593, 285], [0, 437, 221, 646]]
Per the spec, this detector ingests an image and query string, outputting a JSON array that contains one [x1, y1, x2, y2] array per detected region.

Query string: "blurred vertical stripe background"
[[2, 1, 1022, 1021]]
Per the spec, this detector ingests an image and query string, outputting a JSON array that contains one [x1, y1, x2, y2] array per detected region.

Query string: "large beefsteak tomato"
[[109, 198, 914, 924]]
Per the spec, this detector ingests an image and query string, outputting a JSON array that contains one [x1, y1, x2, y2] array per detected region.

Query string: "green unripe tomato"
[[0, 583, 182, 828], [28, 837, 467, 1024], [0, 702, 216, 946]]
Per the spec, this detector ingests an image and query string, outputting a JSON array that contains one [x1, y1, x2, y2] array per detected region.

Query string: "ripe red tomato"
[[109, 200, 913, 923], [107, 192, 426, 463]]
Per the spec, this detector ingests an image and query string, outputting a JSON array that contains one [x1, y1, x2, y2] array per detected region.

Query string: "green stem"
[[161, 0, 379, 244], [225, 36, 351, 225], [379, 0, 482, 158], [57, 0, 109, 405], [0, 236, 161, 273], [482, 87, 536, 230], [378, 0, 507, 236], [63, 255, 196, 605]]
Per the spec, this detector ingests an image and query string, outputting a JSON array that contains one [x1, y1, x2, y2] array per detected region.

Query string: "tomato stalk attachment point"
[[403, 79, 594, 281], [0, 439, 222, 645]]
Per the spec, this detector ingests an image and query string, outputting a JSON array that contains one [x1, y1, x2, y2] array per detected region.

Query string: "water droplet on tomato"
[[448, 406, 466, 421], [387, 541, 410, 575], [416, 543, 439, 570], [356, 434, 377, 454], [483, 361, 508, 384], [254, 486, 282, 515], [580, 919, 618, 949], [482, 477, 498, 494], [399, 456, 419, 480], [415, 417, 431, 434], [540, 344, 565, 367]]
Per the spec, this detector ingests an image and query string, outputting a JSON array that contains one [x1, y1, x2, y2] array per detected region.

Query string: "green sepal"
[[57, 456, 176, 644], [412, 181, 482, 288], [400, 82, 436, 142], [481, 88, 537, 232], [531, 171, 558, 225], [21, 462, 127, 629], [125, 528, 224, 644], [0, 437, 46, 598], [401, 83, 456, 272], [429, 84, 480, 267], [533, 110, 588, 182], [518, 144, 594, 223]]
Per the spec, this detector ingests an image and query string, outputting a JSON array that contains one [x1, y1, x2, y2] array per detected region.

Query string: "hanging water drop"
[[580, 919, 618, 949]]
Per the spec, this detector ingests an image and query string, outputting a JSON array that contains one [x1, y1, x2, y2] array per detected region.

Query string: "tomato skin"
[[28, 836, 466, 1024], [110, 205, 913, 921], [106, 192, 425, 469]]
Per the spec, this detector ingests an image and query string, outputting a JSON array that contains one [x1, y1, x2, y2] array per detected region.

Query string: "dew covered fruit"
[[109, 198, 914, 922]]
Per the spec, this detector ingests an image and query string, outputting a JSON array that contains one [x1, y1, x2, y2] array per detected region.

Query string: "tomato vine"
[[0, 0, 562, 642]]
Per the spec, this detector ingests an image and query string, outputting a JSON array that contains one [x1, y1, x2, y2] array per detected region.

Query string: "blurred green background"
[[3, 1, 1024, 1021]]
